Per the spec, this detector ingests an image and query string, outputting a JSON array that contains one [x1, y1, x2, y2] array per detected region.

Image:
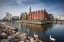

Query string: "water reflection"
[[5, 22, 53, 33], [20, 23, 53, 33], [5, 22, 53, 35]]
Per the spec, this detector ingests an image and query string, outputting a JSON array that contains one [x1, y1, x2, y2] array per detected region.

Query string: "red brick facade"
[[28, 10, 49, 20]]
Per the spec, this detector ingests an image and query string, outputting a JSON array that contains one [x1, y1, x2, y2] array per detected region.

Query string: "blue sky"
[[0, 0, 64, 19]]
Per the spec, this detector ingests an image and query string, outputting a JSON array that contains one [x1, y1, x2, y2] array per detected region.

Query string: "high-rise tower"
[[28, 6, 31, 13]]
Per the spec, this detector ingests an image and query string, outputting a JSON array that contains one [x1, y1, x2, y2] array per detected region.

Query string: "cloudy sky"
[[0, 0, 64, 19]]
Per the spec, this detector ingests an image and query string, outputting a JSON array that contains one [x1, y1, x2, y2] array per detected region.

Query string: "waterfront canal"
[[1, 22, 64, 42]]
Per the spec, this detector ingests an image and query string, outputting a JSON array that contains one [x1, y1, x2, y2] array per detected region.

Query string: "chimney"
[[44, 9, 46, 12], [28, 6, 31, 13]]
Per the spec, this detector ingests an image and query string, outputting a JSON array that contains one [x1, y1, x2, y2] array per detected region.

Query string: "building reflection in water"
[[20, 23, 53, 32], [27, 24, 44, 32], [5, 22, 53, 34], [20, 23, 53, 36], [5, 22, 53, 40]]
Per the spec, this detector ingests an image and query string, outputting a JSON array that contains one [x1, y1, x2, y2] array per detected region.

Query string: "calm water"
[[0, 22, 64, 42]]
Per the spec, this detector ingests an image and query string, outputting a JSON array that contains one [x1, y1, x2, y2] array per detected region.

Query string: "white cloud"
[[16, 0, 22, 5], [15, 0, 28, 5]]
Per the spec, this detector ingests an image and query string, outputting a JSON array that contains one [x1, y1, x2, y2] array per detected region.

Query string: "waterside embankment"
[[16, 20, 52, 24]]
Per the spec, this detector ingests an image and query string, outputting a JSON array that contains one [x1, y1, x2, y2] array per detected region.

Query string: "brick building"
[[28, 9, 49, 20]]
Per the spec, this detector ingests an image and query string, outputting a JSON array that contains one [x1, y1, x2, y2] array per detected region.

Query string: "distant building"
[[6, 12, 12, 20], [53, 16, 64, 20], [20, 12, 28, 20], [12, 16, 19, 20], [28, 9, 49, 20], [48, 14, 53, 20]]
